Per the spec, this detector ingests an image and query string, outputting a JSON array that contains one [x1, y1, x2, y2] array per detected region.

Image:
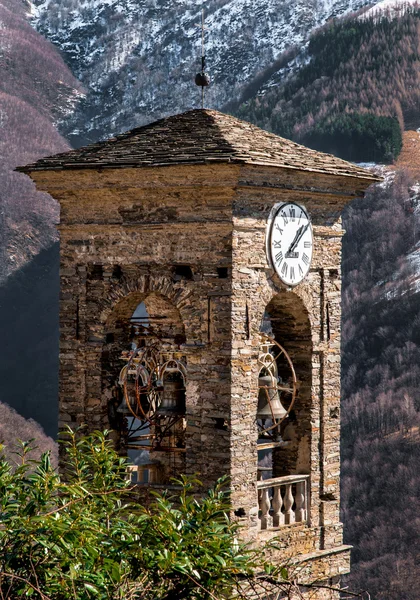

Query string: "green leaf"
[[0, 429, 282, 599], [84, 583, 100, 594]]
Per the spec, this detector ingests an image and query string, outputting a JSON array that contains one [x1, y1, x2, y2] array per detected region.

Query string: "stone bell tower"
[[19, 110, 378, 598]]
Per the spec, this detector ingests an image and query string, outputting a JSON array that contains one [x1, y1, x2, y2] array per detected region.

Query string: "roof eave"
[[16, 158, 382, 183]]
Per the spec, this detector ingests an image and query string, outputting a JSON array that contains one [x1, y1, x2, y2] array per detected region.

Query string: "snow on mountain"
[[30, 0, 373, 145], [362, 0, 420, 19]]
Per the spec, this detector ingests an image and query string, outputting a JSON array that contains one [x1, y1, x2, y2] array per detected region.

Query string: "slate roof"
[[17, 109, 380, 181]]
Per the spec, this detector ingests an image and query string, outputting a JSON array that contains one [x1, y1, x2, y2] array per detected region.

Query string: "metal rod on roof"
[[201, 7, 205, 66], [195, 5, 210, 109], [201, 8, 205, 109]]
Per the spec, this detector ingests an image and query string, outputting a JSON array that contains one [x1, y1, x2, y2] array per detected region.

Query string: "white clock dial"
[[269, 202, 313, 286]]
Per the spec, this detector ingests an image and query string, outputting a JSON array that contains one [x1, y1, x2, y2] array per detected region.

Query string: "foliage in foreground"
[[0, 429, 286, 600]]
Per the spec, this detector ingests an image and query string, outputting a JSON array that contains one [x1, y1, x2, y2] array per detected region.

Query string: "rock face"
[[31, 0, 371, 145], [22, 109, 378, 597]]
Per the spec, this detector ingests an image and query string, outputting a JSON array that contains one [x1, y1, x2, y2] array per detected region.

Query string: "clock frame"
[[266, 202, 313, 287]]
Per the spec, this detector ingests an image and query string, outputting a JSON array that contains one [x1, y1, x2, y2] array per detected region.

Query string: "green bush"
[[0, 429, 290, 600]]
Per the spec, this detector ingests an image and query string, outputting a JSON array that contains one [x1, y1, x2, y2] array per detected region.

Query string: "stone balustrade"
[[257, 474, 310, 530], [127, 463, 160, 484]]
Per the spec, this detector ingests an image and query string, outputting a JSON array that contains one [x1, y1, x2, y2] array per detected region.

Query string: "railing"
[[127, 463, 161, 485], [257, 474, 310, 530]]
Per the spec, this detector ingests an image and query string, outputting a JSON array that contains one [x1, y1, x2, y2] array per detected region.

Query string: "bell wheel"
[[257, 333, 297, 438]]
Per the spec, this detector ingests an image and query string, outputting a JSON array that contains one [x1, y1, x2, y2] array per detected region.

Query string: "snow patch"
[[356, 163, 393, 187], [362, 0, 420, 20]]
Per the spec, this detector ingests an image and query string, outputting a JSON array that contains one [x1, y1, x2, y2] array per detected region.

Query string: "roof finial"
[[195, 6, 210, 109]]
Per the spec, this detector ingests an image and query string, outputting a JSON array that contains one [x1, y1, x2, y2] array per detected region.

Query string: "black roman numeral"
[[298, 264, 304, 276], [273, 240, 282, 249], [275, 224, 283, 235], [281, 212, 288, 226], [302, 253, 310, 266], [281, 262, 288, 277], [290, 266, 295, 281], [289, 207, 295, 222], [304, 241, 312, 248], [275, 251, 283, 264]]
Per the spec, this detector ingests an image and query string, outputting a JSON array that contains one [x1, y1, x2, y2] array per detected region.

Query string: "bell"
[[257, 375, 287, 420], [156, 379, 186, 416], [117, 394, 134, 416]]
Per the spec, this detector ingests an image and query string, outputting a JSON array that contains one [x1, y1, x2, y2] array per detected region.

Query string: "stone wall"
[[31, 161, 368, 596]]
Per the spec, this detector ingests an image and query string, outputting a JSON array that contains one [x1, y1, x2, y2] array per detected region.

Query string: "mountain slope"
[[0, 400, 58, 466], [236, 7, 420, 162], [0, 243, 60, 438], [0, 0, 82, 449], [0, 0, 83, 280], [341, 168, 420, 599], [30, 0, 371, 146]]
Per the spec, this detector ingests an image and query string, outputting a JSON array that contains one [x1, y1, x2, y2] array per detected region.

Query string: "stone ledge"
[[294, 544, 352, 564], [288, 545, 352, 582]]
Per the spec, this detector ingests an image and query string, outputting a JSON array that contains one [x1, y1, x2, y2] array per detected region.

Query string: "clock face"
[[268, 202, 313, 286]]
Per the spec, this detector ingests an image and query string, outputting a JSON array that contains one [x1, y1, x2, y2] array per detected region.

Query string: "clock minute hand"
[[286, 225, 304, 256], [288, 222, 309, 254]]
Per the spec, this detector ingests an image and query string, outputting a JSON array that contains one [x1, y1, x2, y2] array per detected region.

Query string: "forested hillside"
[[232, 7, 420, 593], [0, 0, 82, 280], [0, 0, 81, 436], [236, 8, 420, 162], [341, 169, 420, 599]]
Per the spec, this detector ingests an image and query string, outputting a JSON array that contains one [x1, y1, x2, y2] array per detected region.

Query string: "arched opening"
[[255, 292, 312, 529], [257, 292, 312, 479], [256, 334, 297, 478], [102, 292, 186, 484]]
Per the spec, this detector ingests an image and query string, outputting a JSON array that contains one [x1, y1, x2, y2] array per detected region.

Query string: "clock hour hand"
[[287, 223, 309, 256]]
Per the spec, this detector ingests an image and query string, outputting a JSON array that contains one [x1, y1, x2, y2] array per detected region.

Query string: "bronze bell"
[[257, 374, 287, 420], [156, 378, 186, 417], [117, 394, 133, 416], [117, 383, 149, 417]]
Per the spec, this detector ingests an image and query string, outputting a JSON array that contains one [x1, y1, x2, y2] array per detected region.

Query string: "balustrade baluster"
[[272, 486, 284, 527], [295, 481, 306, 522], [257, 475, 309, 529], [284, 483, 294, 524], [136, 465, 145, 483], [126, 466, 133, 484], [259, 488, 271, 530], [148, 466, 157, 483], [127, 465, 136, 484]]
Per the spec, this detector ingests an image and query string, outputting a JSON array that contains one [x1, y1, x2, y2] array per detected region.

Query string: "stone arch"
[[105, 291, 186, 345], [94, 273, 197, 341], [252, 271, 317, 340], [257, 286, 313, 479]]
